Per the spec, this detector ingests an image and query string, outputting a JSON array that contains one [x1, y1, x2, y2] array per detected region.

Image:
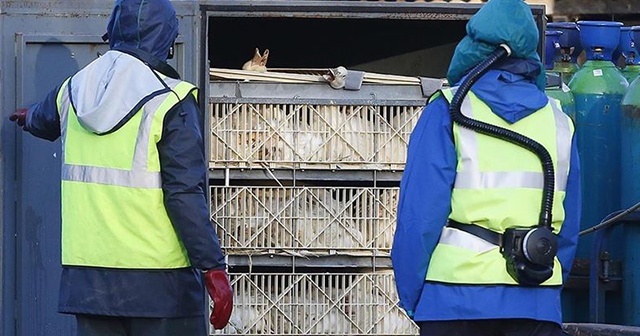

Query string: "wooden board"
[[210, 68, 423, 85]]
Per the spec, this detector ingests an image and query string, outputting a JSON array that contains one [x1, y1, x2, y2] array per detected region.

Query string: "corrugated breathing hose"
[[448, 45, 555, 231], [448, 45, 558, 285]]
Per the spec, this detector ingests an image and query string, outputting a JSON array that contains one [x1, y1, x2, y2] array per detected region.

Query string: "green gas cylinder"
[[545, 30, 576, 119], [569, 21, 629, 259], [623, 65, 640, 83], [621, 72, 640, 327], [546, 74, 576, 120], [620, 27, 640, 83]]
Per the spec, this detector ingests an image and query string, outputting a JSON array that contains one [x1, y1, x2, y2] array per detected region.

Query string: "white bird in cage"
[[307, 308, 354, 334], [278, 129, 324, 163], [378, 310, 416, 334], [296, 131, 325, 162], [210, 130, 227, 163], [242, 48, 269, 72], [375, 189, 399, 250], [321, 105, 374, 163], [322, 66, 348, 89], [222, 282, 272, 334], [294, 190, 364, 249], [302, 284, 355, 335], [382, 107, 420, 164], [340, 274, 416, 335], [270, 289, 303, 334], [232, 104, 288, 162], [226, 188, 295, 249]]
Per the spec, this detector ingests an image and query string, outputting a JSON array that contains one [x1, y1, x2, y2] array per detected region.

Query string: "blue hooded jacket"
[[25, 0, 224, 318], [391, 0, 581, 326]]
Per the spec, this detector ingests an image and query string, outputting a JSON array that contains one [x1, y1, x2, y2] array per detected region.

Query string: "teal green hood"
[[447, 0, 546, 90]]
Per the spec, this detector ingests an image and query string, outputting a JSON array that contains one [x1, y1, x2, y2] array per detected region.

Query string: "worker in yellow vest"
[[391, 0, 581, 335], [9, 1, 232, 335]]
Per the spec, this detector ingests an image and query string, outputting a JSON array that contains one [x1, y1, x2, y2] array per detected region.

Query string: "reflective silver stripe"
[[438, 227, 498, 253], [452, 91, 569, 192], [62, 165, 161, 188], [58, 82, 72, 164], [457, 94, 477, 174], [550, 99, 572, 191], [61, 75, 190, 188], [453, 92, 547, 190], [455, 171, 544, 189]]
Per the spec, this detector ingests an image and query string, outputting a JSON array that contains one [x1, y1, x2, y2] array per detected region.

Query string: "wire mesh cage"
[[209, 102, 422, 170], [211, 272, 418, 336], [211, 186, 398, 255]]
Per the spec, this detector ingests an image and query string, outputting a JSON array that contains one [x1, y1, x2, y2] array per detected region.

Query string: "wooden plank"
[[209, 68, 325, 83], [210, 68, 424, 85]]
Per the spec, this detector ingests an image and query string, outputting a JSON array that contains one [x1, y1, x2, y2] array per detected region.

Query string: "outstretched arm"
[[20, 83, 64, 141]]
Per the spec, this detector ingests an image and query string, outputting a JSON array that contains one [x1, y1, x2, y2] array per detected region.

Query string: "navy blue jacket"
[[24, 0, 224, 317]]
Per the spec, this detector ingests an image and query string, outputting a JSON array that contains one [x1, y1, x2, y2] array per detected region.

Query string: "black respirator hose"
[[449, 45, 555, 230]]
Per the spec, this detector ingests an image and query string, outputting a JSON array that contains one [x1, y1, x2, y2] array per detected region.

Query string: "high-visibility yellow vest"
[[425, 88, 574, 285], [56, 74, 198, 269]]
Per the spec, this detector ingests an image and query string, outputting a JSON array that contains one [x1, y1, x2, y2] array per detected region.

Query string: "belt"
[[447, 220, 503, 247]]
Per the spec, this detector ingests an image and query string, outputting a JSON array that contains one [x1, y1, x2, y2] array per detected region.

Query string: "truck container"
[[15, 2, 629, 336]]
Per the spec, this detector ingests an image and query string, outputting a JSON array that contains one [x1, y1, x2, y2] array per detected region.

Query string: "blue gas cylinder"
[[620, 26, 640, 83], [621, 59, 640, 326], [545, 30, 575, 119], [548, 22, 583, 84], [613, 27, 628, 67], [569, 21, 628, 258]]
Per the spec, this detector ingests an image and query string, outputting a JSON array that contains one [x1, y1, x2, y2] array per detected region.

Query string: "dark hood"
[[105, 0, 178, 63], [447, 0, 546, 91]]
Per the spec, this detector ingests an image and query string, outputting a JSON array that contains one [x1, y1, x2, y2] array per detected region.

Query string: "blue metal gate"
[[1, 2, 198, 335]]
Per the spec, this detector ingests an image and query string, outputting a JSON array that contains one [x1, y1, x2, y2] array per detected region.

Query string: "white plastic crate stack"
[[220, 272, 416, 335], [211, 186, 397, 254], [210, 103, 422, 170], [208, 76, 433, 336]]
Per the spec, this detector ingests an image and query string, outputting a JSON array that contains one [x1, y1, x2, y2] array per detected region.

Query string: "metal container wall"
[[569, 60, 628, 258], [621, 76, 640, 326], [0, 1, 199, 335]]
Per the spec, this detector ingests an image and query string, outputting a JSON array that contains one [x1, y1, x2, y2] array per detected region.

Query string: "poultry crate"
[[208, 82, 429, 170], [211, 186, 398, 256], [211, 271, 418, 336]]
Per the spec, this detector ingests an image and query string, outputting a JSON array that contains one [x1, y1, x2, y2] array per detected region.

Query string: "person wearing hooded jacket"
[[8, 1, 232, 335], [391, 0, 581, 335]]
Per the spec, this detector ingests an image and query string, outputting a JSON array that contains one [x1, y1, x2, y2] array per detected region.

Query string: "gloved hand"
[[204, 269, 233, 330], [9, 108, 28, 129]]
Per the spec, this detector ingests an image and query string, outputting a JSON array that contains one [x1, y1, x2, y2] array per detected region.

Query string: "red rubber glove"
[[9, 108, 28, 129], [204, 270, 233, 330]]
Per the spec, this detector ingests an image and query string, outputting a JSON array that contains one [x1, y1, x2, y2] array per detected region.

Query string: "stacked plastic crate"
[[208, 79, 432, 335]]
